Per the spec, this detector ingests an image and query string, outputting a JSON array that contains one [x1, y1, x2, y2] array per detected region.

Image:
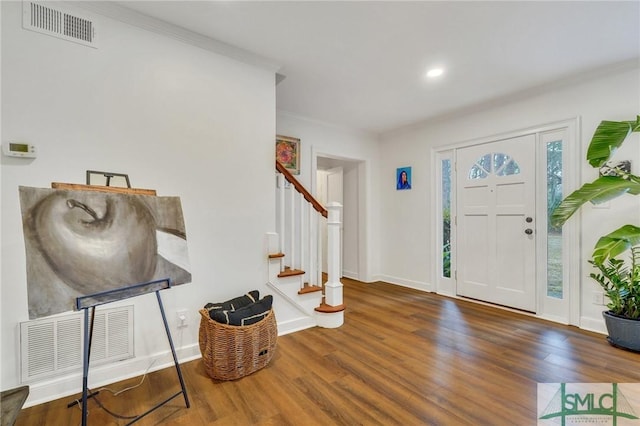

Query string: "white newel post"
[[326, 202, 343, 305], [316, 202, 345, 328]]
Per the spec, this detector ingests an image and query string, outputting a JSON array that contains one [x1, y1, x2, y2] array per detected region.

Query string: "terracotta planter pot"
[[602, 310, 640, 352]]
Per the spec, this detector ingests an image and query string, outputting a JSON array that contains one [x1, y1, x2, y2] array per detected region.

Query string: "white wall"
[[276, 112, 381, 282], [343, 164, 359, 279], [1, 2, 275, 404], [378, 63, 640, 330]]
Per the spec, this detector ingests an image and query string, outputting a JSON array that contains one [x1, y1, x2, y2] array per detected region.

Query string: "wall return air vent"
[[20, 306, 134, 383], [22, 1, 97, 48]]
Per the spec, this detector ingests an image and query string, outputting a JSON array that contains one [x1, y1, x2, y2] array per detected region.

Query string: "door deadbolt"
[[525, 217, 533, 223]]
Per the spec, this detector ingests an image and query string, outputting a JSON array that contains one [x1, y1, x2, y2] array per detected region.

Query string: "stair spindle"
[[277, 173, 286, 272]]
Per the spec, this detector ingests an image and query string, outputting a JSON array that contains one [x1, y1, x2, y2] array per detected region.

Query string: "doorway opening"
[[315, 154, 364, 281]]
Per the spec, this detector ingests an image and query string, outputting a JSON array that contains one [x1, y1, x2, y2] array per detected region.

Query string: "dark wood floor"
[[17, 278, 640, 425]]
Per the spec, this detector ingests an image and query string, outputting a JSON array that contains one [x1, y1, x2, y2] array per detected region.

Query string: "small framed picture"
[[276, 135, 300, 175], [396, 167, 412, 190]]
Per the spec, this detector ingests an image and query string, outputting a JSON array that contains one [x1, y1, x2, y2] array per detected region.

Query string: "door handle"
[[524, 228, 533, 235]]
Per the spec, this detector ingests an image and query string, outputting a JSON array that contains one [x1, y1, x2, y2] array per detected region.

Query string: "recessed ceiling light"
[[426, 68, 444, 78]]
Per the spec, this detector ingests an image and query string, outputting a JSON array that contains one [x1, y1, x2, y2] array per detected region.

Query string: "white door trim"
[[311, 147, 368, 282], [432, 117, 580, 325]]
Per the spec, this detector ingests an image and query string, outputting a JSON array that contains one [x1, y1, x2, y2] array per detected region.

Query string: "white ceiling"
[[114, 1, 640, 135]]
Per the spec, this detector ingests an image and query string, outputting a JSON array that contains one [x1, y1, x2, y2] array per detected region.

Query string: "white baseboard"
[[24, 343, 201, 408], [342, 270, 359, 280], [276, 317, 316, 336], [25, 316, 318, 407], [580, 316, 607, 335], [378, 275, 432, 292]]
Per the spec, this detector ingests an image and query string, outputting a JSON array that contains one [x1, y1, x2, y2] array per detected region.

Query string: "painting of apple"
[[19, 186, 192, 319], [30, 191, 158, 294]]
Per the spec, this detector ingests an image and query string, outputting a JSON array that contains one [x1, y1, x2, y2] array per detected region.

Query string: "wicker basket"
[[198, 308, 277, 380]]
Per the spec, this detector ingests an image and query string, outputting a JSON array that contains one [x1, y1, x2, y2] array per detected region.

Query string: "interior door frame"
[[311, 147, 368, 282], [432, 118, 580, 325]]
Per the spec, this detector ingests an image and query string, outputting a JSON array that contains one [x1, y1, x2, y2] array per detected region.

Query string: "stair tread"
[[298, 285, 323, 295], [315, 303, 346, 313], [278, 268, 305, 278]]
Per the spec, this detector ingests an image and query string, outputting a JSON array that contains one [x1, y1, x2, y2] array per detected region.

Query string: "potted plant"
[[551, 116, 640, 351]]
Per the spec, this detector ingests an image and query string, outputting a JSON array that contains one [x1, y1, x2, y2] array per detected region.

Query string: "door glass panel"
[[469, 153, 521, 179], [478, 153, 492, 173], [442, 159, 452, 278], [493, 153, 510, 172], [547, 140, 563, 298], [469, 164, 488, 179], [497, 159, 521, 176]]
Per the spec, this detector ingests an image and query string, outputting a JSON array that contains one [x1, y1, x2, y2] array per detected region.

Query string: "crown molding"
[[70, 1, 281, 73]]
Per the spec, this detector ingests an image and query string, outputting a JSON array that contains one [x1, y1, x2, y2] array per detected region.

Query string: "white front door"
[[456, 135, 536, 312]]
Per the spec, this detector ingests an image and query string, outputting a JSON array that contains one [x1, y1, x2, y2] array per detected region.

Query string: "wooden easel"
[[52, 182, 190, 425], [51, 182, 157, 196]]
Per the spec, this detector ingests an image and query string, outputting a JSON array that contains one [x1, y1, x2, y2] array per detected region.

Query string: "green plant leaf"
[[550, 176, 640, 227], [592, 225, 640, 264], [587, 117, 640, 168]]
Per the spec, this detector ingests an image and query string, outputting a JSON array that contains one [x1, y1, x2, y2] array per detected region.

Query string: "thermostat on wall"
[[2, 142, 37, 158]]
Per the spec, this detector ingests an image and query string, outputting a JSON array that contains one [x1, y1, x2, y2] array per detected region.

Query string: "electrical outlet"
[[592, 291, 604, 305], [176, 309, 188, 328]]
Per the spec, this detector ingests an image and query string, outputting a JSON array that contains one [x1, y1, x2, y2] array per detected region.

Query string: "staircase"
[[267, 161, 345, 330]]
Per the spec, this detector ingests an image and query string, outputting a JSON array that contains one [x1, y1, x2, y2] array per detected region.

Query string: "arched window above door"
[[468, 152, 521, 179]]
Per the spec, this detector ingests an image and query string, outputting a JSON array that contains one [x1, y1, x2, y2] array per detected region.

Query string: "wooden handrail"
[[276, 161, 328, 218]]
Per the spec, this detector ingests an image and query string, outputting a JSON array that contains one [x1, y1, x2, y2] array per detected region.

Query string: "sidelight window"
[[546, 141, 563, 298], [441, 159, 452, 278]]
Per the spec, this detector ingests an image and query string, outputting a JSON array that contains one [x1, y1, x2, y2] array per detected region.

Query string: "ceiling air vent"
[[22, 1, 97, 48]]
